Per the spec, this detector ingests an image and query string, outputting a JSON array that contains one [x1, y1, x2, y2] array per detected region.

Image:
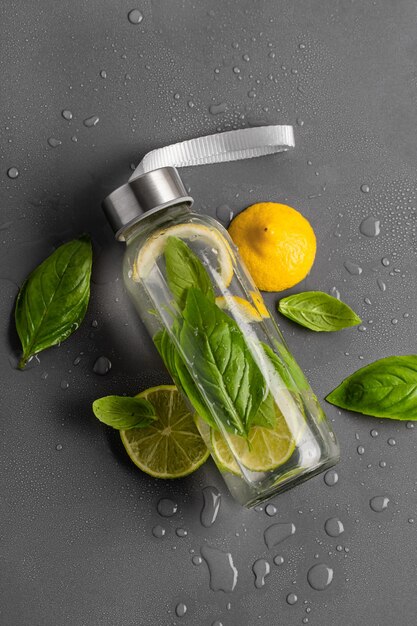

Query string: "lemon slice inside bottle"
[[215, 295, 270, 323], [211, 408, 296, 474], [133, 223, 234, 285]]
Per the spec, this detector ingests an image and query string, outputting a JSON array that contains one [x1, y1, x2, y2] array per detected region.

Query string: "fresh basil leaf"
[[164, 236, 214, 308], [278, 291, 361, 332], [15, 236, 92, 369], [154, 328, 218, 431], [326, 355, 417, 420], [250, 391, 276, 429], [92, 396, 157, 429], [180, 288, 266, 437]]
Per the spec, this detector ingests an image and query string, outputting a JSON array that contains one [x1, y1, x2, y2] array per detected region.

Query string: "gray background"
[[1, 1, 417, 624]]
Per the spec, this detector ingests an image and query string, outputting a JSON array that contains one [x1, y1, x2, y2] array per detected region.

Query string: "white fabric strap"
[[130, 125, 294, 179]]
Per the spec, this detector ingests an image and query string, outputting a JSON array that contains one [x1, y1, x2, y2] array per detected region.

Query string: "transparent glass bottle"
[[104, 167, 339, 507]]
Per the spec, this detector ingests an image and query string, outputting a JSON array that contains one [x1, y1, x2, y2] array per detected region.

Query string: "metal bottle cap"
[[102, 166, 193, 241]]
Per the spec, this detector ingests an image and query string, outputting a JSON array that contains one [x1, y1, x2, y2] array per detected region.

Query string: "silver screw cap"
[[102, 166, 193, 241]]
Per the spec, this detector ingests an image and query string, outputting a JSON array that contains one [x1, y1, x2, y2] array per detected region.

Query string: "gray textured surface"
[[1, 1, 417, 625]]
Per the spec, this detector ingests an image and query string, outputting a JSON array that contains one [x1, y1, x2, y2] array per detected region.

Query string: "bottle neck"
[[123, 202, 193, 245]]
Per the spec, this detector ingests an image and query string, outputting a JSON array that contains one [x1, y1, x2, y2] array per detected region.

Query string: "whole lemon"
[[228, 202, 316, 292]]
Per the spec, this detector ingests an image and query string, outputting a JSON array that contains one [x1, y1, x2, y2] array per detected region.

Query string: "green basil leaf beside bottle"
[[102, 166, 340, 507], [278, 291, 361, 332], [15, 236, 92, 369]]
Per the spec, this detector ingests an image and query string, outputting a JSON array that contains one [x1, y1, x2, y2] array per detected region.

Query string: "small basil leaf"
[[180, 288, 266, 437], [326, 355, 417, 420], [249, 392, 276, 429], [92, 396, 157, 429], [278, 291, 361, 332], [164, 236, 214, 308], [154, 328, 218, 430], [15, 236, 92, 368]]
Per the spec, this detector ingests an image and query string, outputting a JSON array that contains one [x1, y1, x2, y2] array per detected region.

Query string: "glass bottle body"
[[123, 204, 339, 507]]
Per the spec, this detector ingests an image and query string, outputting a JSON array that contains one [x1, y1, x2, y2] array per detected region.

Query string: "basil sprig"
[[326, 355, 417, 420], [92, 396, 157, 429], [278, 291, 361, 332], [158, 236, 285, 437], [15, 236, 92, 368]]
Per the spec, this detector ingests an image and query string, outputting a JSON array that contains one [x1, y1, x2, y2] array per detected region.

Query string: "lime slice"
[[211, 408, 295, 473], [215, 295, 263, 323], [120, 385, 209, 479], [133, 223, 234, 285]]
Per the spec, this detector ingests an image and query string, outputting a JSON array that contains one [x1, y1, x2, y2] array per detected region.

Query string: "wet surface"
[[1, 1, 417, 625]]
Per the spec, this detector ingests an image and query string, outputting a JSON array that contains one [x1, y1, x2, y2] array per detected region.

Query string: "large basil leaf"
[[278, 291, 361, 332], [154, 328, 219, 431], [92, 396, 156, 429], [326, 355, 417, 420], [15, 236, 92, 368], [180, 288, 266, 436], [164, 236, 214, 308]]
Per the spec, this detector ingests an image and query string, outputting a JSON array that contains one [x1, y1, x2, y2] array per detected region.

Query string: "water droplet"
[[360, 216, 380, 237], [157, 498, 178, 517], [364, 297, 372, 305], [192, 555, 202, 565], [370, 496, 389, 512], [71, 135, 78, 143], [200, 545, 238, 592], [7, 167, 19, 179], [408, 518, 415, 524], [152, 525, 166, 538], [391, 318, 398, 325], [329, 287, 341, 299], [200, 486, 221, 528], [62, 109, 73, 121], [93, 356, 112, 375], [324, 517, 344, 537], [248, 90, 256, 98], [296, 118, 304, 127], [175, 603, 187, 617], [41, 371, 48, 380], [381, 257, 390, 267], [56, 443, 63, 451], [216, 204, 234, 224], [212, 621, 223, 626], [265, 504, 277, 517], [100, 70, 107, 79], [357, 445, 365, 455], [128, 9, 143, 24], [73, 354, 83, 366], [307, 563, 334, 590], [83, 115, 99, 128], [406, 422, 414, 429], [358, 325, 367, 333], [273, 555, 284, 565], [360, 184, 370, 193], [91, 320, 98, 328], [344, 261, 363, 276], [324, 469, 338, 486], [387, 437, 396, 446], [209, 102, 227, 115], [286, 593, 298, 605], [264, 522, 296, 549], [187, 100, 195, 108], [243, 54, 250, 61], [176, 528, 188, 537], [48, 137, 62, 148], [377, 278, 386, 292], [370, 429, 378, 438], [379, 460, 387, 468], [299, 43, 306, 49], [60, 380, 69, 390], [252, 559, 270, 588]]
